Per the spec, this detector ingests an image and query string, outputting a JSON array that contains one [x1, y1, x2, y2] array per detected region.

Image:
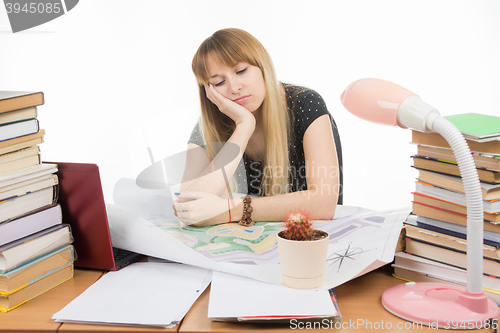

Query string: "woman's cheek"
[[217, 88, 232, 100]]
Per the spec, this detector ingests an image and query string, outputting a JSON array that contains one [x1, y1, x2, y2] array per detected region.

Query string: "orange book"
[[0, 129, 45, 156], [0, 91, 44, 114]]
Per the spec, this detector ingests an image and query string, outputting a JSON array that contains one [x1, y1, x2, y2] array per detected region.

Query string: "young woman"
[[173, 28, 342, 227]]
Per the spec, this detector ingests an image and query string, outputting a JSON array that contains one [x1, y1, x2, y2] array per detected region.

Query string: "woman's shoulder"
[[188, 118, 205, 146], [283, 83, 324, 104]]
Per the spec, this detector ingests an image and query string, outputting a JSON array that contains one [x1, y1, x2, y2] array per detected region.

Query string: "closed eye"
[[211, 67, 246, 86]]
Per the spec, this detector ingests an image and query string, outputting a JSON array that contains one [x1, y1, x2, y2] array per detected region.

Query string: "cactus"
[[281, 211, 314, 241]]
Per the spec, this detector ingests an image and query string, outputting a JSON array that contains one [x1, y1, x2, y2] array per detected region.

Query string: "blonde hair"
[[192, 28, 290, 196]]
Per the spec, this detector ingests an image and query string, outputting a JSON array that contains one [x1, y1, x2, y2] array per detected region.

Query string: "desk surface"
[[0, 268, 178, 333], [179, 265, 498, 333], [1, 265, 498, 333]]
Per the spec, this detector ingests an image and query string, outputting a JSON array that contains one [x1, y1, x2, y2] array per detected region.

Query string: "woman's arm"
[[175, 114, 339, 226], [179, 84, 256, 195], [179, 122, 252, 195]]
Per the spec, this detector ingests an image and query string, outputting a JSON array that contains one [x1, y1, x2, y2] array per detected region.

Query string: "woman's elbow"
[[313, 193, 338, 220], [318, 203, 336, 220]]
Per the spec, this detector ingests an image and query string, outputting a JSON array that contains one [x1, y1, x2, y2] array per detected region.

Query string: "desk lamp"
[[340, 78, 499, 327]]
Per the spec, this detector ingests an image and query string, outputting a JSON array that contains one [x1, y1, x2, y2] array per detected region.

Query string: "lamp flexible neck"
[[431, 117, 484, 293]]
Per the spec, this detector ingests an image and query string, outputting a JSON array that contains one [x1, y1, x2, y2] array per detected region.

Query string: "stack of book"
[[392, 113, 500, 303], [0, 91, 74, 313]]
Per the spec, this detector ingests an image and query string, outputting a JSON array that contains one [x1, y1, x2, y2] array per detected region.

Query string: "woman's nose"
[[228, 79, 242, 94]]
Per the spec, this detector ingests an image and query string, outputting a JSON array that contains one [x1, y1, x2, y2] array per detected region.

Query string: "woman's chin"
[[247, 105, 263, 113]]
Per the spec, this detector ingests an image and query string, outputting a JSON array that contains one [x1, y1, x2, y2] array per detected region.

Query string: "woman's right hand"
[[205, 83, 256, 130]]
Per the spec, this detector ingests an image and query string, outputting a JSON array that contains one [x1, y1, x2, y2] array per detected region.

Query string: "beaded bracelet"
[[238, 195, 254, 227]]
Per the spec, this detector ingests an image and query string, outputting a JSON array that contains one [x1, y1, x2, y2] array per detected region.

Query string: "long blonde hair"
[[192, 28, 290, 196]]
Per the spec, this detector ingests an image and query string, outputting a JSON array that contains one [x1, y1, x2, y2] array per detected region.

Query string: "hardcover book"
[[0, 91, 44, 114], [0, 173, 58, 202], [416, 145, 500, 172], [0, 204, 62, 247], [414, 181, 500, 213], [0, 153, 40, 176], [0, 162, 57, 189], [412, 131, 500, 155], [0, 264, 73, 313], [444, 113, 500, 141], [404, 221, 500, 260], [417, 169, 500, 200], [412, 192, 499, 222], [405, 236, 500, 277], [0, 186, 58, 224], [410, 216, 500, 247], [0, 146, 40, 165], [412, 201, 500, 233], [0, 224, 72, 273], [0, 245, 74, 296], [0, 129, 45, 156], [0, 118, 39, 142], [0, 106, 37, 126], [412, 156, 500, 184]]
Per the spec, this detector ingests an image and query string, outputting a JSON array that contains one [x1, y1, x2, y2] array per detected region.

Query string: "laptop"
[[45, 162, 143, 271]]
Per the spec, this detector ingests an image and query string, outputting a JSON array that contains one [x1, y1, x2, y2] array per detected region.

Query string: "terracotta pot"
[[277, 230, 329, 289]]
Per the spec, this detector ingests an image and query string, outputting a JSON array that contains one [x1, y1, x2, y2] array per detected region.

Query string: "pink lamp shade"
[[340, 78, 417, 127]]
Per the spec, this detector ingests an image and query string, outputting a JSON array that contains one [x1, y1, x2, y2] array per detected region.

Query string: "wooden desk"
[[179, 265, 498, 333], [1, 266, 498, 332], [0, 268, 178, 333], [0, 268, 103, 333]]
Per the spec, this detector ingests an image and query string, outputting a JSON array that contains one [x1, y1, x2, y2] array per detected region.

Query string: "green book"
[[444, 113, 500, 140]]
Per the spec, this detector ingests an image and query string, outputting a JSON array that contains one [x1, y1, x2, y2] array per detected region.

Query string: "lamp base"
[[382, 282, 499, 329]]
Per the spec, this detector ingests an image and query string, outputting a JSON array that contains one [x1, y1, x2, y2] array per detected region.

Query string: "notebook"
[[44, 162, 142, 270]]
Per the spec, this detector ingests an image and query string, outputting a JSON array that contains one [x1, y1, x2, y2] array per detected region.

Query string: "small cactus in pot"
[[277, 210, 330, 289], [279, 211, 328, 241]]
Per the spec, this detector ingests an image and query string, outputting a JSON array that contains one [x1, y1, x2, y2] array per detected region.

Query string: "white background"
[[1, 0, 499, 211]]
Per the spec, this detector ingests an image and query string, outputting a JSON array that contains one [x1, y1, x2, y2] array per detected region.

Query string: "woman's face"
[[206, 59, 266, 113]]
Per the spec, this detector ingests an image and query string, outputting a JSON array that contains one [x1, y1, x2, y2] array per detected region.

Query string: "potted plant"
[[277, 211, 329, 289]]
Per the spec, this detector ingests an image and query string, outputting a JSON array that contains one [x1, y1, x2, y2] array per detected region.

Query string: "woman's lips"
[[233, 95, 250, 104]]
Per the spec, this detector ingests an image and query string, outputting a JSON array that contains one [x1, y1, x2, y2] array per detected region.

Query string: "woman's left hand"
[[173, 191, 231, 227]]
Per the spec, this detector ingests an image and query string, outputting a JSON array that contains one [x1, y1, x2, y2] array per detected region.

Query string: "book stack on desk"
[[393, 113, 500, 304], [0, 91, 74, 313]]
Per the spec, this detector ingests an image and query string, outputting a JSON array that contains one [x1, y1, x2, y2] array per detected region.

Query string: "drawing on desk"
[[107, 204, 409, 288], [324, 212, 404, 272], [146, 207, 404, 267], [327, 243, 371, 272], [152, 220, 281, 262]]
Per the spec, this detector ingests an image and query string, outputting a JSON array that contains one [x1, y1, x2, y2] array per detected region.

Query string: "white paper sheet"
[[208, 271, 338, 319], [52, 262, 211, 328], [107, 204, 409, 289]]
